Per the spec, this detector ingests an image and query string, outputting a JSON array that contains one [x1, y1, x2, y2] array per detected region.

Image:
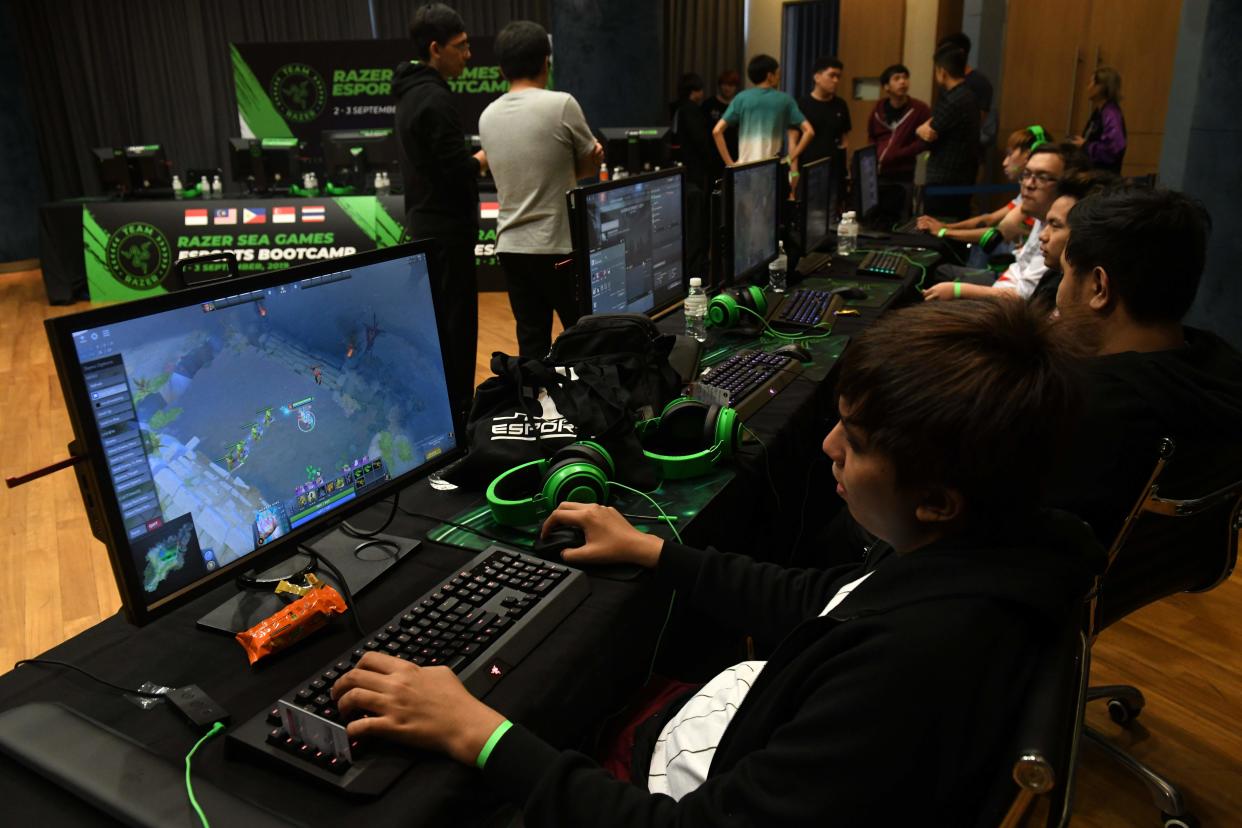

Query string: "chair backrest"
[[1091, 437, 1242, 633]]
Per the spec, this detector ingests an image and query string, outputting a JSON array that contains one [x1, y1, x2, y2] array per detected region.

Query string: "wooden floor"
[[1, 267, 1238, 824]]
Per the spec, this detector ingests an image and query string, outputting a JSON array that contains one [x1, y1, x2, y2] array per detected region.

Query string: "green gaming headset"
[[1027, 124, 1049, 151], [635, 397, 742, 480], [708, 285, 768, 329], [486, 440, 615, 526]]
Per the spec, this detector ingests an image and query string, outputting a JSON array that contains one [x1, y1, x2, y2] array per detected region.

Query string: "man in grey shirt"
[[479, 20, 603, 358]]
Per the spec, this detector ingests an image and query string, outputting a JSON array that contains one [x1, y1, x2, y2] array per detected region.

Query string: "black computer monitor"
[[45, 243, 463, 625], [567, 167, 686, 317], [853, 145, 880, 220], [92, 145, 173, 196], [799, 157, 833, 253], [92, 147, 130, 196], [229, 137, 304, 193], [322, 129, 401, 191], [724, 158, 780, 285], [599, 127, 673, 175]]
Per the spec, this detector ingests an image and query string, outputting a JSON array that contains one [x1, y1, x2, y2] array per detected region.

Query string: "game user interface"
[[856, 146, 880, 218], [804, 158, 832, 251], [583, 171, 684, 315], [730, 160, 779, 282], [68, 255, 456, 608]]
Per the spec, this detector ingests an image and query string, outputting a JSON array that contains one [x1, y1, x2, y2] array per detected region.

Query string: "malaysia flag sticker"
[[273, 206, 297, 224], [184, 208, 208, 226], [301, 205, 326, 223], [243, 207, 266, 224], [480, 201, 500, 220], [213, 208, 237, 225]]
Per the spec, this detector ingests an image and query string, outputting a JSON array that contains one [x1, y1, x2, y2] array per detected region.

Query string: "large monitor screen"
[[855, 145, 880, 218], [577, 168, 685, 316], [49, 246, 459, 621], [803, 157, 832, 251], [728, 159, 779, 283]]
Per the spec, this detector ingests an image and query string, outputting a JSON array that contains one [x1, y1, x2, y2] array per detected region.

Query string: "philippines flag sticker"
[[301, 205, 326, 223], [184, 208, 208, 226], [273, 206, 296, 224], [243, 207, 266, 224], [213, 208, 237, 225], [480, 201, 500, 220]]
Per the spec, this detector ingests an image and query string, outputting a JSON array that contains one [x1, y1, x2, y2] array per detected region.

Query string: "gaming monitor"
[[724, 158, 780, 285], [599, 127, 673, 175], [800, 157, 833, 253], [853, 144, 880, 219], [567, 167, 686, 318], [92, 145, 173, 196], [229, 137, 304, 193], [322, 129, 401, 191], [92, 147, 130, 195], [45, 243, 462, 625]]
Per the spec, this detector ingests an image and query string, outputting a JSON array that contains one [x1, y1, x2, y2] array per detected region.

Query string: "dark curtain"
[[11, 0, 546, 202], [780, 0, 839, 102], [663, 0, 745, 113]]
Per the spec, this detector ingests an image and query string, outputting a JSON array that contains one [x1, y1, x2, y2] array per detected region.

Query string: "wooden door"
[[837, 0, 906, 160]]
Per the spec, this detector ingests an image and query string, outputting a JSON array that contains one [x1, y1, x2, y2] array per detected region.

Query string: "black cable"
[[297, 545, 367, 639], [791, 454, 825, 564], [14, 658, 168, 699], [339, 494, 399, 539], [396, 505, 536, 548]]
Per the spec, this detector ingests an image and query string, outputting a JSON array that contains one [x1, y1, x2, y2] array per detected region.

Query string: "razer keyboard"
[[770, 288, 845, 329], [700, 349, 802, 419], [856, 250, 912, 279]]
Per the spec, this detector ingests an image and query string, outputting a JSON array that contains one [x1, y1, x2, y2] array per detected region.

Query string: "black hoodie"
[[1048, 326, 1242, 544], [393, 61, 479, 241], [481, 513, 1101, 827]]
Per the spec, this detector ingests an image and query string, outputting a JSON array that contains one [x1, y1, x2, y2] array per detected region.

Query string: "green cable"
[[185, 722, 225, 828], [734, 304, 836, 343], [607, 481, 683, 545]]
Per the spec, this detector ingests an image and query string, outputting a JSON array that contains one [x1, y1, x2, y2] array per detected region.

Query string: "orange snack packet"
[[236, 584, 348, 666]]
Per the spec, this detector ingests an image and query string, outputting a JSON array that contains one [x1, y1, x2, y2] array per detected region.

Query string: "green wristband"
[[953, 281, 962, 298], [937, 227, 948, 238], [475, 720, 514, 769]]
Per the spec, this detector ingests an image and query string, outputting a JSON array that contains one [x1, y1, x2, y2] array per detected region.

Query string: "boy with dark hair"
[[1028, 169, 1118, 311], [1050, 188, 1242, 542], [702, 69, 740, 162], [937, 31, 995, 148], [393, 2, 488, 423], [867, 63, 930, 181], [916, 46, 980, 218], [673, 72, 714, 277], [714, 54, 814, 167], [330, 300, 1100, 824], [798, 56, 850, 175], [479, 21, 603, 358]]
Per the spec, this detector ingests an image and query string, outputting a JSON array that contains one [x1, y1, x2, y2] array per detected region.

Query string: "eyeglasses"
[[1019, 170, 1059, 186]]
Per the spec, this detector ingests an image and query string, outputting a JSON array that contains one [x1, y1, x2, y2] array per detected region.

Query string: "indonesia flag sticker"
[[184, 208, 208, 226], [273, 206, 296, 224], [480, 201, 499, 220]]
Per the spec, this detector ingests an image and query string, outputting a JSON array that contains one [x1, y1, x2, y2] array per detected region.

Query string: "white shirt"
[[992, 218, 1047, 299], [646, 571, 874, 800]]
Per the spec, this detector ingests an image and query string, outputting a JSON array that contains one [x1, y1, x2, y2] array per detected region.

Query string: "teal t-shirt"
[[721, 87, 805, 163]]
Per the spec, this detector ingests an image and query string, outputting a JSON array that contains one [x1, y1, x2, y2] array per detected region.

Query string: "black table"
[[0, 256, 923, 825]]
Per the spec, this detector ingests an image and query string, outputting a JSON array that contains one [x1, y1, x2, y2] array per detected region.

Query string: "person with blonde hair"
[[1072, 66, 1127, 173]]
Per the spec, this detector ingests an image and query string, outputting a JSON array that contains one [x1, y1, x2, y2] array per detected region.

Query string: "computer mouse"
[[833, 286, 868, 300], [773, 343, 813, 363], [531, 525, 586, 560]]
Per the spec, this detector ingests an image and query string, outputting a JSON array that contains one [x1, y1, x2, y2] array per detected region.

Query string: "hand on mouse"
[[542, 503, 665, 568]]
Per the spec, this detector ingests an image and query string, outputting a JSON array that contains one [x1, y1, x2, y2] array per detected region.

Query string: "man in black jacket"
[[393, 3, 487, 423], [672, 73, 714, 278], [332, 300, 1102, 824]]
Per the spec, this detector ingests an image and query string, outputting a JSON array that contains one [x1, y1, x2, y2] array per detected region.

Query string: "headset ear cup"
[[708, 293, 737, 328], [745, 285, 768, 316], [715, 406, 740, 457], [657, 399, 710, 449], [701, 404, 721, 450]]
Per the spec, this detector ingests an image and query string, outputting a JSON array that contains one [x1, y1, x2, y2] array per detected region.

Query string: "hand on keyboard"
[[332, 652, 507, 765], [542, 503, 664, 568]]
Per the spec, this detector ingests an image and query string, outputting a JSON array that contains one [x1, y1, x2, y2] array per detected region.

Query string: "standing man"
[[479, 21, 603, 359], [393, 3, 487, 424], [702, 70, 740, 169], [713, 55, 814, 169], [916, 46, 980, 219], [798, 57, 851, 177], [867, 64, 930, 182], [937, 33, 995, 152], [672, 73, 714, 278]]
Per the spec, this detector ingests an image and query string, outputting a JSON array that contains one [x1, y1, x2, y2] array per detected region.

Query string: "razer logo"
[[106, 221, 172, 290], [270, 63, 326, 124]]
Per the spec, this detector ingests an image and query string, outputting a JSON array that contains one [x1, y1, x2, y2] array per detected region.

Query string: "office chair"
[[1082, 438, 1242, 828]]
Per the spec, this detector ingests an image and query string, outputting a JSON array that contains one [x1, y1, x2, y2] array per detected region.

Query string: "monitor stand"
[[195, 526, 420, 634]]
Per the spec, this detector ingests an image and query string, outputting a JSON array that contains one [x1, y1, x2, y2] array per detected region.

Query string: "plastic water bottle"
[[380, 171, 390, 194], [837, 211, 859, 255], [684, 277, 708, 342], [768, 241, 788, 293], [374, 172, 384, 194], [171, 175, 183, 199], [198, 176, 210, 199], [211, 175, 222, 199]]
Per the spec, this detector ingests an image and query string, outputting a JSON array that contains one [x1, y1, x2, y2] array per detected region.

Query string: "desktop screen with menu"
[[48, 246, 459, 622], [727, 158, 780, 284], [575, 168, 685, 316], [855, 145, 880, 218]]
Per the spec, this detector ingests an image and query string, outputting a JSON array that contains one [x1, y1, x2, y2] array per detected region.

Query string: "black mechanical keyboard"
[[856, 250, 911, 279], [771, 288, 845, 329], [700, 349, 802, 419], [228, 545, 590, 797]]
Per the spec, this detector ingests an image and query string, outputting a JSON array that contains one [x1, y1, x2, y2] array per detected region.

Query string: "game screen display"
[[583, 172, 684, 315], [857, 147, 880, 217], [804, 159, 831, 250], [730, 161, 779, 282], [68, 255, 456, 607]]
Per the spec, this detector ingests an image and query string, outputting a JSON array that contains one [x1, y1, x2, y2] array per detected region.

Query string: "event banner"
[[83, 197, 503, 302], [231, 39, 507, 156]]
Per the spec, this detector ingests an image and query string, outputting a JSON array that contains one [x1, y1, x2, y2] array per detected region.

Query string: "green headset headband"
[[486, 440, 615, 526], [635, 397, 741, 480], [1027, 124, 1048, 151], [708, 285, 768, 328]]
